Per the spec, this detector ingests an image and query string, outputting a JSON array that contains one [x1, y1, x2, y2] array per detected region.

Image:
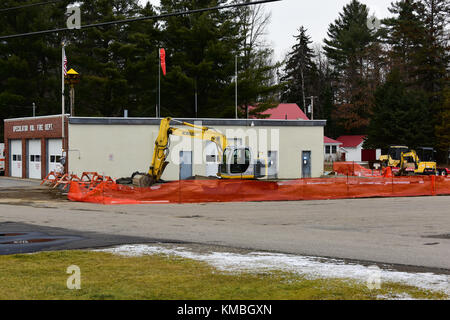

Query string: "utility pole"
[[307, 96, 318, 120], [235, 55, 238, 119], [195, 78, 198, 118]]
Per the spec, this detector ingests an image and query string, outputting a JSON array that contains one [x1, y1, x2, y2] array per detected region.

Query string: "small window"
[[332, 146, 337, 154], [18, 155, 22, 161], [325, 146, 331, 154], [56, 156, 61, 163], [30, 155, 35, 162], [50, 155, 56, 163], [35, 155, 41, 162], [13, 155, 17, 161]]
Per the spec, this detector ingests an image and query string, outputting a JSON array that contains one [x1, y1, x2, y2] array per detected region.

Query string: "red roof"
[[250, 103, 309, 120], [324, 137, 342, 145], [336, 135, 367, 148]]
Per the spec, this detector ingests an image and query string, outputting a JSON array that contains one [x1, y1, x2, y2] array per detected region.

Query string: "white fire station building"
[[3, 115, 326, 180]]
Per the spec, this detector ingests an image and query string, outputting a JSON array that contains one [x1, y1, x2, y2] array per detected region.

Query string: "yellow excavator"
[[380, 146, 410, 168], [132, 117, 266, 187], [397, 148, 437, 176]]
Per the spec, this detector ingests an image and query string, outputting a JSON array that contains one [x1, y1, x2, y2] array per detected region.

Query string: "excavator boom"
[[133, 117, 228, 187]]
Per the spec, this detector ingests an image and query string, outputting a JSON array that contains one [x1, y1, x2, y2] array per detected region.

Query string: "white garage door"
[[27, 140, 41, 179], [10, 140, 22, 178], [47, 139, 63, 174]]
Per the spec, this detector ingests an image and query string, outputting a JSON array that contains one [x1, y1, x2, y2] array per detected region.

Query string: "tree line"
[[0, 0, 448, 161], [280, 0, 449, 160], [0, 0, 279, 139]]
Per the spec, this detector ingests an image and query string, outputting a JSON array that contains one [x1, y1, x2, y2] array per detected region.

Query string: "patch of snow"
[[376, 293, 416, 300], [95, 244, 449, 296]]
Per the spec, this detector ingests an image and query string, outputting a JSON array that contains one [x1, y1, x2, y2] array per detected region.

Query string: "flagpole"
[[61, 42, 65, 141], [158, 49, 161, 118]]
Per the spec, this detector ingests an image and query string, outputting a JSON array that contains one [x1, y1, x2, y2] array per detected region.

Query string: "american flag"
[[63, 47, 68, 76]]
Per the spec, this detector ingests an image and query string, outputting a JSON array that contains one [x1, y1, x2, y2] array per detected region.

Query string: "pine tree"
[[381, 0, 449, 153], [67, 0, 144, 117], [0, 0, 70, 140], [382, 0, 426, 85], [365, 69, 434, 149], [435, 87, 450, 162], [417, 0, 449, 159], [159, 0, 241, 118], [280, 26, 316, 113], [236, 4, 279, 119], [323, 0, 382, 133]]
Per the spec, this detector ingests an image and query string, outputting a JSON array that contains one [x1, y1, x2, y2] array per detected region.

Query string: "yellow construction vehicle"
[[132, 117, 266, 187], [398, 148, 437, 176], [380, 145, 410, 168]]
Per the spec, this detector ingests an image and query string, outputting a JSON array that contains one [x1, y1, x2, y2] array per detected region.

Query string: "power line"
[[0, 0, 65, 13], [0, 0, 282, 40]]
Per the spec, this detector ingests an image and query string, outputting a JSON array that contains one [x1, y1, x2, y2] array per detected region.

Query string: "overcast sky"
[[139, 0, 395, 60]]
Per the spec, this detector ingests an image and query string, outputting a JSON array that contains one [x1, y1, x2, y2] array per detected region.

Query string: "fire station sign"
[[13, 124, 54, 133]]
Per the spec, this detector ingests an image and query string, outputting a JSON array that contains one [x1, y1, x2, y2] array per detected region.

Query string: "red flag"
[[160, 48, 166, 76]]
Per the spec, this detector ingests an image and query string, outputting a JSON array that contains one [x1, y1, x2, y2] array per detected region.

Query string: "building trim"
[[4, 114, 69, 122], [69, 117, 327, 127]]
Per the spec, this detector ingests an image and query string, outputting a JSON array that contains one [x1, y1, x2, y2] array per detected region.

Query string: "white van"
[[0, 143, 5, 175]]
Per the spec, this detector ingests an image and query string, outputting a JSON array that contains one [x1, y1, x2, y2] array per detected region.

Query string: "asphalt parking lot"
[[0, 177, 449, 271]]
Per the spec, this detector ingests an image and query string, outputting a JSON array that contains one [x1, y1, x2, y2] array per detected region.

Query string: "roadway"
[[0, 177, 449, 270]]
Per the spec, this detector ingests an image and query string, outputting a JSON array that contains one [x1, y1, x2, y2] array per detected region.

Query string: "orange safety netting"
[[68, 176, 450, 205], [332, 162, 388, 177]]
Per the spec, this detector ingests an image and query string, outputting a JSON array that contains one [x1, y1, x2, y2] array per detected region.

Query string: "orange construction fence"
[[332, 162, 389, 177], [67, 176, 450, 205]]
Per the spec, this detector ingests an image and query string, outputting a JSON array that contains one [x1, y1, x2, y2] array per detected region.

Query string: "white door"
[[27, 140, 41, 179], [205, 141, 219, 177], [10, 140, 22, 178], [47, 139, 63, 174], [179, 151, 193, 180]]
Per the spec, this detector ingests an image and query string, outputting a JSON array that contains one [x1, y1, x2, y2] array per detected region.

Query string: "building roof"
[[250, 103, 309, 120], [68, 117, 327, 127], [336, 135, 367, 148], [324, 136, 342, 145]]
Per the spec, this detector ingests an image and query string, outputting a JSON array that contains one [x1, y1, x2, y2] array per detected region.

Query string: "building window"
[[325, 146, 331, 154], [332, 146, 337, 154]]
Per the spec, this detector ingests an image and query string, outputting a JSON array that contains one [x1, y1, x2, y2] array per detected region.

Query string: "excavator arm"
[[135, 117, 228, 187]]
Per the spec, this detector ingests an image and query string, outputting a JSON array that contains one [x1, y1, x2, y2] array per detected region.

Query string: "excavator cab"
[[380, 146, 409, 168], [218, 147, 265, 179], [398, 148, 437, 176], [416, 147, 436, 162]]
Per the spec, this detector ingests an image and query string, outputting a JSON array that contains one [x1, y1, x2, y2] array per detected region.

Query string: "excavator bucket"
[[132, 161, 169, 187]]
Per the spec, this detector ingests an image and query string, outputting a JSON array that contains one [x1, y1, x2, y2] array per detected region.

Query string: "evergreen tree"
[[0, 0, 70, 140], [67, 0, 145, 117], [382, 0, 425, 85], [280, 27, 316, 113], [365, 69, 434, 149], [435, 87, 450, 162], [159, 0, 241, 118], [417, 0, 449, 159], [236, 4, 279, 119], [323, 0, 382, 133], [380, 0, 449, 153]]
